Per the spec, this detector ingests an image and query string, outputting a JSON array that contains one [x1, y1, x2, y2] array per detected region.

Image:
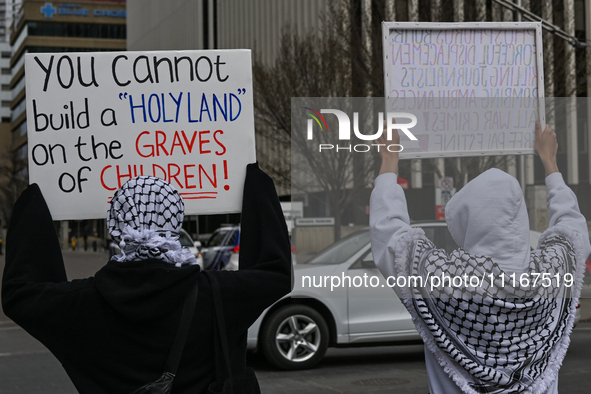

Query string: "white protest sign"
[[382, 22, 545, 159], [26, 50, 256, 220]]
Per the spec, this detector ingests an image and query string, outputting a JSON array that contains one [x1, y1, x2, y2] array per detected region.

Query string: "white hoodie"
[[370, 169, 590, 394]]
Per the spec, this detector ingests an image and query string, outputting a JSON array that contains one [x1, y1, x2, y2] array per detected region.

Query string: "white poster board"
[[382, 22, 545, 159], [26, 50, 256, 220]]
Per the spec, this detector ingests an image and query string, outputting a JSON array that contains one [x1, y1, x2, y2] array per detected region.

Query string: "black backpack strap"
[[163, 278, 199, 375], [204, 272, 233, 381]]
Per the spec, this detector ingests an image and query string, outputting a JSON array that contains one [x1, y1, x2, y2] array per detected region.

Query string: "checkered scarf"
[[395, 226, 583, 394], [107, 176, 197, 267]]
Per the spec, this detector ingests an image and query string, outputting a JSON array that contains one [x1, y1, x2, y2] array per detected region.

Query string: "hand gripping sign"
[[26, 50, 256, 220]]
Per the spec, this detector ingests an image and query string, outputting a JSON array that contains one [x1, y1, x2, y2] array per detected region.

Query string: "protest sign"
[[26, 49, 256, 220], [382, 22, 545, 159]]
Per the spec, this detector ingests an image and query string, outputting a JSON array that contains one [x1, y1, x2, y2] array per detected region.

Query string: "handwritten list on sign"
[[26, 50, 256, 220], [383, 24, 544, 158]]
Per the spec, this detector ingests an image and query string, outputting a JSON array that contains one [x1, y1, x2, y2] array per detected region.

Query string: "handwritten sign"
[[382, 22, 545, 158], [26, 50, 256, 220]]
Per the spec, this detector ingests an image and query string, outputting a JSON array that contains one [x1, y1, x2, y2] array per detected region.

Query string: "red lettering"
[[170, 131, 187, 155], [181, 130, 198, 153], [213, 130, 226, 155], [136, 131, 154, 158], [199, 130, 211, 154], [116, 165, 133, 188], [184, 164, 196, 189], [155, 130, 169, 156], [168, 163, 183, 189], [152, 164, 167, 181], [199, 164, 217, 188], [132, 164, 144, 177], [101, 165, 116, 191]]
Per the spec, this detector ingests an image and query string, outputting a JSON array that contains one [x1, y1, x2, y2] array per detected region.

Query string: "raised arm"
[[534, 121, 590, 258], [216, 163, 293, 332], [2, 184, 74, 359], [369, 129, 415, 279]]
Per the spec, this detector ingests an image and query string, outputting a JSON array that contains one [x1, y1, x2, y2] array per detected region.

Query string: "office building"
[[5, 0, 126, 246]]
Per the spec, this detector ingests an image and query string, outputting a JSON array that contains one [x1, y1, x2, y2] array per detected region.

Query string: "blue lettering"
[[129, 94, 146, 123], [161, 93, 173, 123], [187, 92, 198, 123], [200, 93, 212, 122], [230, 93, 241, 121], [148, 94, 161, 123], [169, 92, 183, 123], [213, 94, 227, 121], [93, 9, 126, 18]]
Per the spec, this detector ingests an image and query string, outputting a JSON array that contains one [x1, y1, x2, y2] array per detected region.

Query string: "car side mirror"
[[194, 241, 202, 249]]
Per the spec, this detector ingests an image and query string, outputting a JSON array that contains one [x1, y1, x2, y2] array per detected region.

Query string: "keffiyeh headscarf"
[[394, 169, 585, 394], [107, 176, 197, 267]]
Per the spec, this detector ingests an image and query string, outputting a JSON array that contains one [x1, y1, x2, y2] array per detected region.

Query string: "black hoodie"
[[2, 163, 292, 394]]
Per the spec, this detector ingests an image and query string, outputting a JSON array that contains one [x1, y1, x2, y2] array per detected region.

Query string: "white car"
[[246, 223, 568, 370], [178, 229, 204, 268]]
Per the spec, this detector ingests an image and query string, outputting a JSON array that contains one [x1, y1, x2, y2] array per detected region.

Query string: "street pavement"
[[0, 250, 590, 393]]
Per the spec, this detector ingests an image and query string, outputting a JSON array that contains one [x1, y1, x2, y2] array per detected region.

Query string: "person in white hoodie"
[[369, 121, 590, 394]]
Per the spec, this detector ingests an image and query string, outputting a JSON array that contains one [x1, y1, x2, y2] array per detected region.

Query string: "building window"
[[27, 22, 126, 40], [17, 143, 28, 160], [11, 98, 26, 121], [12, 76, 25, 100], [13, 120, 27, 137], [26, 46, 121, 54], [1, 68, 10, 75], [1, 100, 11, 107]]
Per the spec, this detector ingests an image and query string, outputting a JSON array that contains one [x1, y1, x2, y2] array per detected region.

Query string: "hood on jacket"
[[93, 260, 201, 322], [445, 168, 530, 273]]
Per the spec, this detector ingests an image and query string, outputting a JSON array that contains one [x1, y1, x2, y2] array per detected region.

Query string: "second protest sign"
[[382, 22, 545, 159]]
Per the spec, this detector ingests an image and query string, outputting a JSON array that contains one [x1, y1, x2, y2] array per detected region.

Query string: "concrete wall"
[[127, 0, 326, 64]]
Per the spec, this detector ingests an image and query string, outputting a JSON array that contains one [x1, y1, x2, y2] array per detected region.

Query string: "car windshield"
[[307, 230, 370, 265], [179, 231, 194, 247], [225, 230, 238, 246], [207, 229, 230, 247]]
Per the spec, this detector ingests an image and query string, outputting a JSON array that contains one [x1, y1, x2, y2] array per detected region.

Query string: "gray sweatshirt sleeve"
[[545, 172, 591, 260], [369, 173, 413, 280]]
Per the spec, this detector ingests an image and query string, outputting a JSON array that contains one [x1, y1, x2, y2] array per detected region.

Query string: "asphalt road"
[[0, 250, 590, 393]]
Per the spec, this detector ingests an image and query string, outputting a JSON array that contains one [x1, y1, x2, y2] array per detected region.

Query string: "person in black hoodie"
[[2, 163, 292, 393]]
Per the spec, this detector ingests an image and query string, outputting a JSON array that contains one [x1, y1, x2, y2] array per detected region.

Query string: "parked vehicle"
[[200, 226, 240, 270], [178, 229, 204, 268], [246, 223, 577, 370], [201, 225, 297, 271]]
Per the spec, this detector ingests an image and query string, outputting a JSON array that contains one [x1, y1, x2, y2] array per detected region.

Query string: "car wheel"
[[260, 304, 329, 370]]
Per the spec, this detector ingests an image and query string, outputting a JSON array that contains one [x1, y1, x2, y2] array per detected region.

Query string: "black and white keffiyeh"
[[107, 176, 197, 267], [394, 226, 583, 394]]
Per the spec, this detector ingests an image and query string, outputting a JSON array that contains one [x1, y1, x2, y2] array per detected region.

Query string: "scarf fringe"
[[527, 224, 588, 394], [393, 229, 481, 394], [392, 225, 584, 394]]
